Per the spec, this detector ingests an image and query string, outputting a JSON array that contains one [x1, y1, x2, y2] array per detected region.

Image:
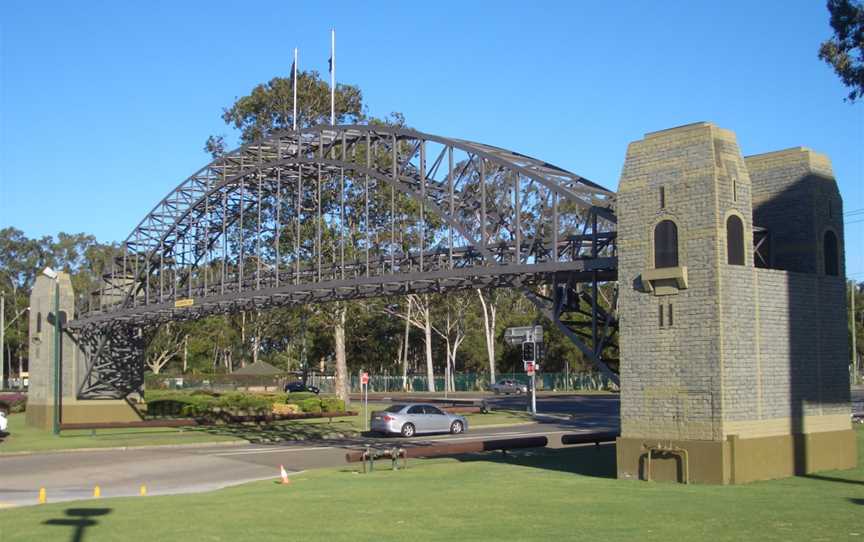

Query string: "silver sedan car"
[[370, 403, 468, 437]]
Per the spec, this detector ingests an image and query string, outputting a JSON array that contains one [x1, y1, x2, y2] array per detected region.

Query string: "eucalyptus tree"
[[204, 70, 408, 403], [819, 0, 864, 102]]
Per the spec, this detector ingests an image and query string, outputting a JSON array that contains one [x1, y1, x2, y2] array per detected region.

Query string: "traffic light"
[[522, 341, 535, 363]]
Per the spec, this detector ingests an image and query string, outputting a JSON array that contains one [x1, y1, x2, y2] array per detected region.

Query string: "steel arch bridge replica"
[[71, 125, 619, 398], [27, 121, 856, 484]]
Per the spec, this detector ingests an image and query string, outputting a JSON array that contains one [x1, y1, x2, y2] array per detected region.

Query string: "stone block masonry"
[[616, 122, 855, 484], [25, 272, 140, 430]]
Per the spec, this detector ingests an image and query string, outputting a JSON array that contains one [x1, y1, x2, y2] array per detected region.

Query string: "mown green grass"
[[0, 414, 241, 453], [5, 427, 864, 541], [0, 404, 534, 453]]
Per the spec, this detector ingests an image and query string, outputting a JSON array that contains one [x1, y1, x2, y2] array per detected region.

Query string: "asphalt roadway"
[[0, 393, 619, 508]]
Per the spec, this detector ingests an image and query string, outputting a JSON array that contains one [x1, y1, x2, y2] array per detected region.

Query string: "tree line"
[[0, 226, 597, 386]]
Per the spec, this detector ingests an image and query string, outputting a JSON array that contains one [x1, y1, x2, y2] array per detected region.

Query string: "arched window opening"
[[654, 220, 679, 268], [726, 215, 745, 266], [824, 230, 839, 276]]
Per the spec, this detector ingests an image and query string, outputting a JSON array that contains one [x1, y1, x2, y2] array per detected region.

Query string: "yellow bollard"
[[38, 488, 46, 504], [139, 485, 147, 497], [93, 486, 101, 498]]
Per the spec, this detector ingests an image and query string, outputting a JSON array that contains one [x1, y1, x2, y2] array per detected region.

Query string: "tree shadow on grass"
[[58, 429, 187, 439], [184, 419, 533, 448], [804, 473, 864, 486], [849, 498, 864, 505], [451, 443, 617, 479], [184, 420, 376, 447], [531, 415, 620, 433]]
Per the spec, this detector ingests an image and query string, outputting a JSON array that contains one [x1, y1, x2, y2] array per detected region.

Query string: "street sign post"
[[361, 372, 369, 431], [504, 325, 543, 346], [507, 325, 544, 416]]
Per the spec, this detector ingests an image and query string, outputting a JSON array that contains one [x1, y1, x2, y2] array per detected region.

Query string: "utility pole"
[[1, 292, 5, 391], [53, 280, 61, 435]]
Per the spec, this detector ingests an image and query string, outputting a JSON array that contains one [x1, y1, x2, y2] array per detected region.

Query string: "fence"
[[317, 372, 614, 394], [145, 371, 615, 394], [144, 373, 286, 392]]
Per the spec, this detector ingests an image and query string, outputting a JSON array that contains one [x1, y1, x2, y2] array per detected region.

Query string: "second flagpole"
[[330, 28, 335, 126]]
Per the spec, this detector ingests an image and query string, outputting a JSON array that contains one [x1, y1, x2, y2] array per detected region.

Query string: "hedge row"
[[145, 390, 346, 419]]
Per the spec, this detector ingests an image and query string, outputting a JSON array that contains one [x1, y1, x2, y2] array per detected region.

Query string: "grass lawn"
[[0, 405, 534, 453], [4, 427, 863, 541], [0, 414, 241, 454]]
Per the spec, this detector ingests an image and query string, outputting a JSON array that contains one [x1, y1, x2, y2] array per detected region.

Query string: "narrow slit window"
[[733, 179, 737, 202], [824, 230, 839, 276], [668, 303, 674, 327], [727, 215, 745, 265], [658, 304, 664, 328], [654, 220, 679, 268], [36, 312, 42, 333], [660, 186, 666, 209]]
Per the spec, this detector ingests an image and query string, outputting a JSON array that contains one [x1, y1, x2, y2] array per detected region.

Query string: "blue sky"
[[1, 1, 862, 274]]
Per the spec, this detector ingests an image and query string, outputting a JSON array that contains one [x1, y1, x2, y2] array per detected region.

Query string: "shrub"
[[298, 397, 322, 413], [181, 395, 221, 418], [216, 393, 272, 413], [147, 390, 330, 420], [272, 403, 301, 415], [147, 398, 196, 418], [191, 389, 221, 397], [284, 391, 317, 404], [144, 389, 192, 402], [0, 393, 27, 413], [320, 397, 345, 413], [260, 392, 289, 404]]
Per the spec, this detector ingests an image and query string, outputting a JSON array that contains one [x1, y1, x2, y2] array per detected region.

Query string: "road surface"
[[0, 406, 617, 508]]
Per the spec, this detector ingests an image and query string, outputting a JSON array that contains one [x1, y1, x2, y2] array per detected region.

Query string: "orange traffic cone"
[[279, 464, 291, 485]]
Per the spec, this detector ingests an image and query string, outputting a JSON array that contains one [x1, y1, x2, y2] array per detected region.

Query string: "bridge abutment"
[[25, 272, 140, 430], [616, 122, 855, 484]]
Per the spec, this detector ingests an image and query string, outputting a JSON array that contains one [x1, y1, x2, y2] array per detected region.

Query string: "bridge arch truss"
[[71, 125, 619, 397]]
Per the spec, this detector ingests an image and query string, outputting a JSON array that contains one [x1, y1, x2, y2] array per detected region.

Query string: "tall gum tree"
[[206, 71, 405, 404], [477, 288, 499, 385]]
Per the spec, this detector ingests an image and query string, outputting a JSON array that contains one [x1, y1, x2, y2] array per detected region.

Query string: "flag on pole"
[[329, 28, 335, 126], [292, 47, 298, 131]]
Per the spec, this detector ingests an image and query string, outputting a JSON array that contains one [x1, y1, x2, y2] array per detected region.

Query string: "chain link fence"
[[145, 371, 616, 394]]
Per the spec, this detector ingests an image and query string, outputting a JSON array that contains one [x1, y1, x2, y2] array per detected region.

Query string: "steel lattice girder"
[[71, 125, 620, 397]]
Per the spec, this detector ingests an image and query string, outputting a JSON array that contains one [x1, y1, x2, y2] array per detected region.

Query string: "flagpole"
[[293, 47, 298, 131], [330, 28, 335, 126]]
